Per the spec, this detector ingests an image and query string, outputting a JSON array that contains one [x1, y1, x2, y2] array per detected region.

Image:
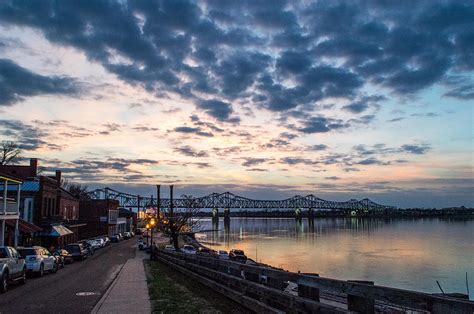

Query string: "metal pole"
[[150, 222, 154, 261], [156, 185, 160, 219], [137, 195, 141, 218]]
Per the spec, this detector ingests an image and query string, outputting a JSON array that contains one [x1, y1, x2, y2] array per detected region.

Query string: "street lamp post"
[[149, 217, 156, 261]]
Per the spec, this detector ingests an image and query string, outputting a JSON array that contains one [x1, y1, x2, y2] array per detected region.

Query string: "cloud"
[[174, 145, 209, 158], [325, 176, 341, 180], [173, 126, 214, 137], [1, 0, 471, 121], [0, 58, 79, 106], [241, 158, 269, 167], [307, 144, 328, 151], [401, 144, 431, 155]]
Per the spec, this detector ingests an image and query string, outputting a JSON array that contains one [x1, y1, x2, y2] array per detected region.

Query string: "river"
[[198, 217, 473, 299]]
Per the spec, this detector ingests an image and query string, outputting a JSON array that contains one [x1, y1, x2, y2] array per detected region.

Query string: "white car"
[[93, 238, 106, 247], [217, 250, 229, 259], [164, 245, 175, 251], [17, 247, 57, 277], [182, 245, 196, 254], [86, 240, 101, 250]]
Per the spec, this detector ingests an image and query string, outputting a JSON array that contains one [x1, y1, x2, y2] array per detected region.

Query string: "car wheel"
[[0, 272, 8, 293], [38, 264, 44, 277], [19, 268, 26, 285], [52, 263, 58, 274]]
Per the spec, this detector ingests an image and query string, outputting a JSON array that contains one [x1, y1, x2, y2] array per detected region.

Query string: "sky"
[[0, 0, 472, 208]]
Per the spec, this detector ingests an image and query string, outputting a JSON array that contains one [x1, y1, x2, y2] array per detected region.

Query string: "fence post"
[[298, 275, 320, 302], [347, 280, 375, 314]]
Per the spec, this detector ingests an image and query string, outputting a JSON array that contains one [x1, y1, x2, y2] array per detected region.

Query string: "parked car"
[[17, 246, 58, 276], [79, 241, 95, 255], [0, 246, 27, 292], [93, 238, 105, 248], [229, 249, 247, 263], [164, 244, 175, 251], [111, 235, 120, 243], [123, 232, 132, 239], [114, 233, 123, 241], [197, 247, 213, 256], [217, 250, 229, 260], [182, 245, 197, 254], [64, 243, 88, 261], [53, 249, 74, 264], [86, 239, 101, 250]]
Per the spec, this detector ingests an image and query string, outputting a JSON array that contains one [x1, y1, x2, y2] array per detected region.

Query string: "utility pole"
[[156, 185, 161, 220]]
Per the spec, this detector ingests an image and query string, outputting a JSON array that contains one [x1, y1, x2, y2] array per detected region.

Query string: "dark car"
[[229, 249, 247, 263], [197, 247, 213, 257], [54, 249, 74, 264], [64, 244, 88, 261], [111, 235, 120, 243]]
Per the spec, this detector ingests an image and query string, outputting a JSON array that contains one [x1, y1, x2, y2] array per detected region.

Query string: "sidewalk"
[[92, 248, 151, 314]]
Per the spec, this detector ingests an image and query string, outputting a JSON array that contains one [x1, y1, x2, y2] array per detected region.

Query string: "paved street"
[[0, 239, 137, 314]]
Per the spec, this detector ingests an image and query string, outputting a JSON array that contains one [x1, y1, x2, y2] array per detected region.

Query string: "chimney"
[[55, 170, 62, 186], [30, 158, 38, 177]]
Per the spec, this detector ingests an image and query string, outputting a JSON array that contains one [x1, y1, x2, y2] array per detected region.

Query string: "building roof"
[[0, 180, 39, 192], [0, 173, 23, 184]]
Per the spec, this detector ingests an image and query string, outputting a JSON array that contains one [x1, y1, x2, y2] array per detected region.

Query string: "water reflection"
[[198, 217, 474, 298]]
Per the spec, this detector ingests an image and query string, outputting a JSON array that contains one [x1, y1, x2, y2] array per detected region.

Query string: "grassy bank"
[[145, 260, 249, 314]]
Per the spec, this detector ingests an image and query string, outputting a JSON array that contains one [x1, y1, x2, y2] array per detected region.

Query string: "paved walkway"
[[92, 247, 151, 314]]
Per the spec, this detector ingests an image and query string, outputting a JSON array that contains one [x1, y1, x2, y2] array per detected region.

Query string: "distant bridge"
[[86, 187, 396, 213]]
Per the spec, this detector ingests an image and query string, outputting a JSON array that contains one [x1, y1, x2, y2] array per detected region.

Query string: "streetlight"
[[149, 217, 156, 260], [145, 223, 150, 246]]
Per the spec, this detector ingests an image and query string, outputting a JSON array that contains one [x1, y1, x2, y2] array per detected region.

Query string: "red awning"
[[5, 219, 42, 234]]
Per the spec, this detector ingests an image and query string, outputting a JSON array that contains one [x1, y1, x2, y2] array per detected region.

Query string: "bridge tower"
[[212, 207, 219, 222]]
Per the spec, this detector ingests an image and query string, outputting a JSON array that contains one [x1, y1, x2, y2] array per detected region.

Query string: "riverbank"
[[145, 259, 250, 313]]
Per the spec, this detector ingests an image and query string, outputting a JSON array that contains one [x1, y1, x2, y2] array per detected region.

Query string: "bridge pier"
[[295, 208, 302, 220], [223, 208, 230, 223], [308, 208, 314, 219]]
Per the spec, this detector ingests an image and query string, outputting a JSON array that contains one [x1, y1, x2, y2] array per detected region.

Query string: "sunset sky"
[[0, 0, 472, 207]]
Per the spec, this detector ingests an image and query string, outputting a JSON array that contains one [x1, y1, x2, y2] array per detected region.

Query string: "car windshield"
[[234, 250, 244, 255], [18, 248, 38, 256], [66, 245, 79, 252], [0, 248, 7, 258]]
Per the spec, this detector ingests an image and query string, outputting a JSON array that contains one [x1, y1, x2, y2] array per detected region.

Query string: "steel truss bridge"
[[86, 188, 396, 213]]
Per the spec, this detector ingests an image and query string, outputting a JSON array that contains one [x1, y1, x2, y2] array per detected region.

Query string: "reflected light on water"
[[200, 217, 474, 298]]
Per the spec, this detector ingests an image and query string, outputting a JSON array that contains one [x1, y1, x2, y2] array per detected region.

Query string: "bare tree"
[[0, 141, 21, 165], [61, 178, 91, 200], [161, 191, 201, 250]]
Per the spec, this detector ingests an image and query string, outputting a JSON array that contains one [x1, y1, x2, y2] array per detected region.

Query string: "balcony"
[[0, 199, 19, 216], [0, 174, 22, 219]]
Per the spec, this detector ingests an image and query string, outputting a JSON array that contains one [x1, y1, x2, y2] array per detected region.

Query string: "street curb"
[[90, 261, 126, 314]]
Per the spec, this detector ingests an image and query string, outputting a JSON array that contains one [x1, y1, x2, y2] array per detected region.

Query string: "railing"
[[0, 200, 19, 215], [155, 250, 474, 313]]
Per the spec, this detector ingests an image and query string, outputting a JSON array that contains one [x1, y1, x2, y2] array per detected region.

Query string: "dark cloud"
[[307, 144, 328, 151], [325, 176, 341, 180], [0, 58, 79, 106], [173, 126, 214, 137], [241, 158, 269, 167], [401, 144, 431, 155], [1, 0, 471, 120], [279, 157, 319, 166], [174, 145, 209, 158]]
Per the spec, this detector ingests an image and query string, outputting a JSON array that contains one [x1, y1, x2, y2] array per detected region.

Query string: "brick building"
[[0, 159, 84, 247], [79, 199, 120, 239]]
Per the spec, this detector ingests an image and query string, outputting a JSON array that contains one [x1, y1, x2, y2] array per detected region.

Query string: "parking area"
[[0, 238, 137, 314]]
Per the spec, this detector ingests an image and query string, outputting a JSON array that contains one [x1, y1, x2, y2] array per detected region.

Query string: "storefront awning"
[[5, 219, 42, 235], [51, 225, 73, 237]]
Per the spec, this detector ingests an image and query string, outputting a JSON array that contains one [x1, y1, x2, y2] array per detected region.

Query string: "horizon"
[[1, 1, 473, 208]]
